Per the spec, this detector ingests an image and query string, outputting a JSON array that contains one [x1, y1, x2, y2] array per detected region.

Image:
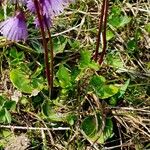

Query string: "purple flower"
[[0, 11, 28, 41], [27, 0, 74, 17], [27, 0, 35, 13], [0, 0, 74, 41], [48, 0, 71, 16], [27, 0, 74, 30], [34, 15, 52, 28]]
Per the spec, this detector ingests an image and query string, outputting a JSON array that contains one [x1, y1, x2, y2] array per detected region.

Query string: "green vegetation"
[[0, 0, 150, 149]]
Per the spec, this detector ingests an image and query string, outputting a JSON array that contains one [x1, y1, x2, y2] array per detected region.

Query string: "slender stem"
[[44, 19, 54, 98], [94, 0, 105, 61], [33, 0, 51, 95], [99, 0, 109, 65]]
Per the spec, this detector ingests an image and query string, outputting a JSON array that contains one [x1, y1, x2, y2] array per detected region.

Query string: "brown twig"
[[0, 125, 70, 131]]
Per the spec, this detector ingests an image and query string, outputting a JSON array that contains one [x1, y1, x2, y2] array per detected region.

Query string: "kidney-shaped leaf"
[[10, 69, 33, 93], [10, 68, 44, 94], [81, 115, 113, 144]]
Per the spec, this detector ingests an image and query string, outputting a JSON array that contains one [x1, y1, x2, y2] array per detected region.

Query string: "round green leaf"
[[10, 69, 33, 93], [81, 116, 98, 137], [10, 68, 44, 94], [81, 115, 113, 144]]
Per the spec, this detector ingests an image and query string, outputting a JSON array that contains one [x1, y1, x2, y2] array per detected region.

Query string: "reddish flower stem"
[[34, 0, 51, 96], [99, 0, 109, 65], [94, 0, 109, 65], [94, 0, 105, 61], [44, 19, 54, 98]]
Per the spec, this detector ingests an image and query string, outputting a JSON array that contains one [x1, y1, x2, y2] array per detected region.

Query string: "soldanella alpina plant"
[[0, 0, 74, 98], [0, 0, 110, 99], [0, 0, 74, 41]]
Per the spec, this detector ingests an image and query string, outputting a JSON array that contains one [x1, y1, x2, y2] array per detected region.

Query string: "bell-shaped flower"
[[0, 11, 28, 41], [27, 0, 74, 17]]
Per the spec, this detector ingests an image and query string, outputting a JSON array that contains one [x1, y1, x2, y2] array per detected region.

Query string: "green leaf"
[[10, 68, 44, 94], [90, 75, 119, 99], [10, 69, 33, 93], [30, 39, 43, 53], [9, 48, 24, 59], [79, 50, 99, 70], [98, 85, 119, 99], [48, 112, 64, 122], [0, 108, 11, 124], [145, 23, 150, 33], [9, 48, 25, 66], [53, 36, 68, 53], [88, 62, 99, 70], [118, 79, 130, 98], [4, 101, 16, 111], [0, 129, 12, 147], [66, 114, 77, 126], [9, 48, 18, 58], [111, 6, 122, 15], [0, 129, 12, 138], [42, 101, 52, 116], [81, 114, 102, 138], [107, 52, 124, 68], [31, 65, 43, 78], [0, 109, 6, 123], [68, 39, 80, 49], [90, 75, 106, 88], [31, 77, 44, 90], [109, 97, 117, 106], [81, 114, 113, 144], [56, 65, 72, 88], [119, 16, 131, 27], [106, 30, 115, 41], [4, 108, 11, 123], [109, 6, 131, 28], [42, 102, 65, 122], [79, 50, 91, 68], [99, 118, 113, 143], [109, 15, 121, 28], [71, 67, 80, 81], [127, 39, 137, 51], [0, 96, 5, 107]]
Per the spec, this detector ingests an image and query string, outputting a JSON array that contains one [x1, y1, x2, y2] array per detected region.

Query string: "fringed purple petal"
[[0, 11, 28, 41]]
